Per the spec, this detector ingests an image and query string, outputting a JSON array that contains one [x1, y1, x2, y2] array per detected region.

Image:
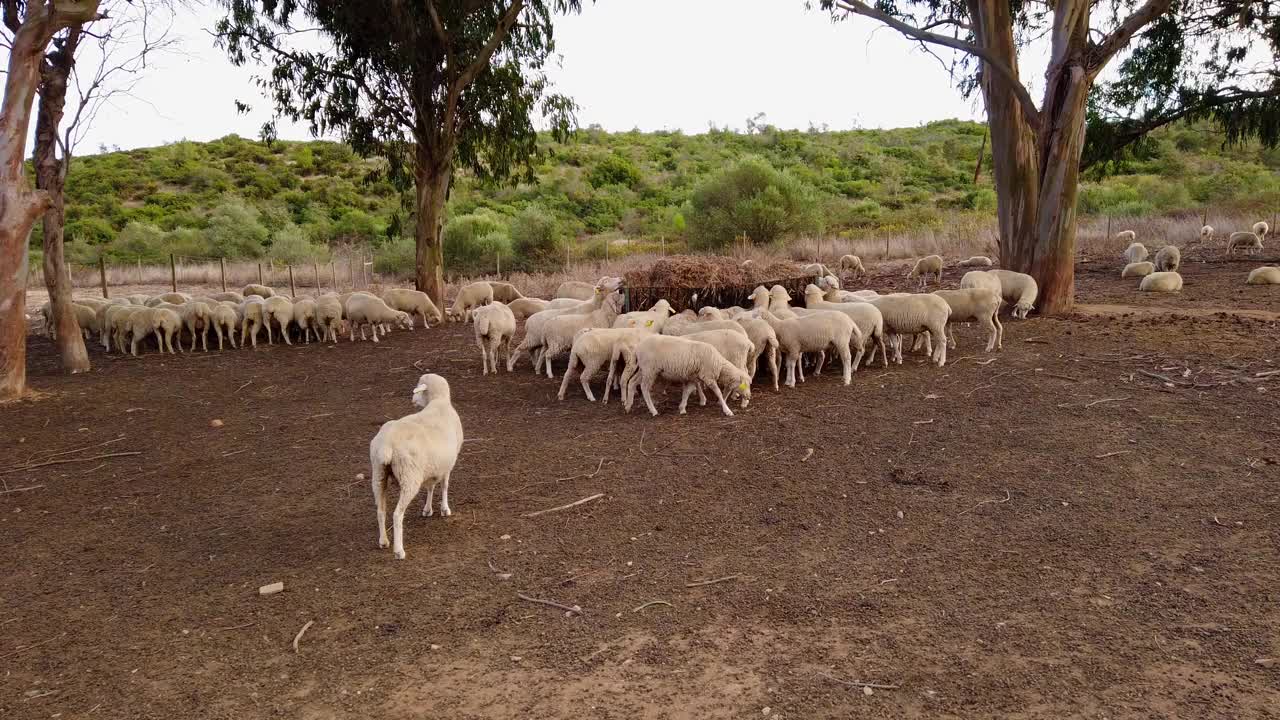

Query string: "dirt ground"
[[3, 260, 1280, 719]]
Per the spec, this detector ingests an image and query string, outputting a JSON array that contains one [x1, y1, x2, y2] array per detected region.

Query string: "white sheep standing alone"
[[370, 374, 463, 560], [1227, 232, 1263, 255], [1246, 267, 1280, 285], [471, 302, 517, 375], [907, 255, 944, 289], [839, 254, 865, 275], [1200, 225, 1213, 240], [1116, 230, 1137, 243], [958, 256, 994, 268], [448, 282, 494, 323], [1139, 271, 1183, 292], [987, 269, 1038, 319], [1121, 261, 1155, 278], [1123, 242, 1148, 264], [383, 288, 443, 328], [621, 334, 752, 417], [1154, 245, 1181, 273]]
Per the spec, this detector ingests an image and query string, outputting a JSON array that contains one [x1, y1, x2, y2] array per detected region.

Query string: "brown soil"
[[3, 260, 1280, 719]]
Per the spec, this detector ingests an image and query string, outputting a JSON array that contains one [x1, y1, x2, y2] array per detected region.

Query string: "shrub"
[[587, 153, 642, 189], [204, 199, 269, 258], [510, 205, 562, 261], [686, 157, 818, 249], [270, 223, 331, 263], [373, 236, 415, 276], [443, 211, 510, 266]]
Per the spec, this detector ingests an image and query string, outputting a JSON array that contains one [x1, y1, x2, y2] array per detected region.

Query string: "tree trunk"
[[35, 28, 91, 374], [414, 153, 452, 309]]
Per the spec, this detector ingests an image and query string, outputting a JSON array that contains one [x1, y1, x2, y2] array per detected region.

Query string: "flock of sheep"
[[1118, 220, 1278, 290]]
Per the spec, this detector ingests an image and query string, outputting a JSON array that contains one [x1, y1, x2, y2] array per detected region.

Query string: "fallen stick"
[[685, 574, 740, 588], [216, 621, 255, 631], [1023, 337, 1050, 344], [1, 451, 142, 475], [1041, 373, 1079, 382], [817, 672, 901, 691], [0, 632, 65, 660], [957, 489, 1011, 516], [1085, 397, 1129, 408], [0, 484, 44, 495], [35, 435, 125, 463], [235, 380, 253, 393], [912, 419, 934, 425], [522, 492, 605, 518], [517, 592, 583, 616], [631, 600, 673, 613], [1094, 450, 1132, 459], [292, 620, 315, 653]]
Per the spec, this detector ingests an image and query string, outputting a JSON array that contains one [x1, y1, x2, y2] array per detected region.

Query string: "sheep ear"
[[413, 385, 428, 394]]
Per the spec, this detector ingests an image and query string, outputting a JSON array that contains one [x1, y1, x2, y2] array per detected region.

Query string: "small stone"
[[896, 510, 904, 519], [500, 534, 511, 541], [1256, 658, 1276, 667], [430, 644, 441, 651], [258, 581, 284, 596], [511, 656, 522, 662], [210, 419, 224, 428], [762, 707, 771, 716], [356, 473, 365, 481], [863, 686, 874, 696]]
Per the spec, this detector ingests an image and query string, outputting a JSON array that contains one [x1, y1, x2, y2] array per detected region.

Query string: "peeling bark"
[[413, 146, 452, 309]]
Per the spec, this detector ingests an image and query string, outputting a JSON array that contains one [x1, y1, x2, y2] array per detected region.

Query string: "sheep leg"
[[372, 466, 390, 549], [640, 374, 660, 417], [200, 326, 209, 352], [708, 381, 734, 417], [391, 487, 415, 561], [370, 322, 380, 343], [814, 350, 825, 377], [215, 326, 224, 351], [578, 358, 602, 402], [678, 383, 697, 414], [507, 340, 528, 372], [478, 336, 490, 375], [839, 345, 852, 385], [981, 316, 996, 352], [993, 313, 1003, 350], [422, 481, 436, 517], [557, 350, 579, 400], [266, 320, 274, 345], [695, 382, 707, 406], [932, 325, 948, 367], [603, 353, 619, 405], [769, 343, 780, 391], [785, 353, 797, 388], [439, 470, 452, 517]]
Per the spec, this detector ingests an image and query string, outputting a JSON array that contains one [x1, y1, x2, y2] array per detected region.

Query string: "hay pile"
[[623, 255, 804, 289]]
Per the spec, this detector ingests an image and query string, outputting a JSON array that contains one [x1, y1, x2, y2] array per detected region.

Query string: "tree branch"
[[453, 0, 524, 92], [833, 0, 1040, 129], [423, 0, 452, 70], [1087, 0, 1174, 77]]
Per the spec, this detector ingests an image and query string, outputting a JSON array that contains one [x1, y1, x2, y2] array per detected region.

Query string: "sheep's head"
[[769, 286, 790, 303], [722, 368, 752, 409], [653, 299, 673, 316], [396, 311, 413, 329], [821, 275, 840, 290], [411, 373, 449, 408]]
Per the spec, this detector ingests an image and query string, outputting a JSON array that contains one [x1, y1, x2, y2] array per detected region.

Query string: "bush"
[[510, 205, 562, 261], [373, 236, 415, 276], [443, 211, 508, 266], [686, 157, 818, 249], [587, 153, 642, 189], [204, 200, 269, 258], [270, 223, 331, 263]]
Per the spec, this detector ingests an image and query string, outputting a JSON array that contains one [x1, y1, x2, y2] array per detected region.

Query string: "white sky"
[[10, 0, 998, 155]]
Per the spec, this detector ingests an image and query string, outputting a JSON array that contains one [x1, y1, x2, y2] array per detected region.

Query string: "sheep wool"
[[1246, 267, 1280, 285], [1154, 245, 1181, 273], [1139, 271, 1183, 293], [471, 302, 517, 375], [1121, 261, 1155, 278]]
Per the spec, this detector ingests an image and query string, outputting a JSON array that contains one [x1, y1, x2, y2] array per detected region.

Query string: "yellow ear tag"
[[738, 383, 749, 392], [645, 320, 654, 327], [595, 288, 602, 294]]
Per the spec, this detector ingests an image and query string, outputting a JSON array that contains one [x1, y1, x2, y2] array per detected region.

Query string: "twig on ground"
[[216, 621, 255, 631], [235, 380, 253, 393], [522, 493, 605, 518], [1094, 450, 1132, 459], [912, 419, 934, 425], [292, 620, 315, 653], [685, 574, 740, 588], [800, 448, 814, 462], [631, 600, 673, 613], [517, 592, 583, 616], [975, 358, 998, 366], [80, 463, 106, 476], [306, 412, 333, 420], [1041, 373, 1079, 382], [1085, 397, 1129, 407], [0, 484, 44, 495], [35, 435, 125, 462], [221, 449, 248, 457], [552, 458, 606, 483], [1, 452, 142, 475], [965, 370, 1011, 397], [958, 489, 1012, 516], [0, 632, 65, 660], [817, 672, 901, 691], [1023, 337, 1050, 344]]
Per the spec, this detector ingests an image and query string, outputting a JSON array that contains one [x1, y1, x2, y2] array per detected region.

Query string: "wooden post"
[[170, 254, 177, 292], [313, 260, 320, 295], [565, 237, 570, 271], [660, 235, 665, 256], [349, 255, 356, 288], [98, 255, 108, 298], [362, 256, 369, 287], [288, 264, 296, 297], [220, 257, 227, 291], [257, 262, 263, 284], [136, 256, 142, 284], [330, 262, 337, 291], [1106, 216, 1111, 240], [496, 251, 501, 277]]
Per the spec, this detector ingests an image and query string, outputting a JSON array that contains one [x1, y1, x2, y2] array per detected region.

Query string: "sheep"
[[487, 281, 524, 303], [1246, 266, 1280, 285], [907, 254, 944, 289], [1254, 221, 1270, 239], [557, 326, 653, 402], [348, 293, 413, 342], [1121, 261, 1155, 278], [1228, 231, 1263, 255], [262, 296, 295, 345], [839, 254, 865, 275], [211, 291, 245, 303], [369, 374, 463, 560], [867, 293, 951, 366], [145, 292, 190, 307], [546, 297, 584, 310], [124, 294, 150, 305], [931, 288, 1003, 352], [314, 295, 345, 343], [1123, 242, 1148, 264], [696, 306, 724, 321], [620, 334, 752, 417], [447, 281, 494, 323], [1116, 230, 1137, 243], [127, 307, 182, 356], [242, 284, 275, 299], [748, 286, 770, 313], [733, 316, 780, 391], [240, 298, 268, 348], [958, 256, 994, 268], [471, 302, 517, 375], [663, 317, 748, 337], [538, 293, 624, 378], [767, 285, 800, 319], [1154, 245, 1181, 273], [1200, 225, 1214, 240], [959, 269, 1002, 296], [555, 280, 597, 300], [67, 303, 99, 340], [819, 275, 877, 303], [382, 288, 443, 328], [1139, 271, 1183, 292], [614, 299, 674, 332], [802, 262, 829, 279], [292, 298, 319, 343], [759, 309, 856, 386], [507, 297, 550, 321], [102, 304, 145, 352], [177, 301, 215, 352], [802, 284, 888, 368], [211, 303, 239, 350], [508, 282, 617, 372], [987, 269, 1038, 319]]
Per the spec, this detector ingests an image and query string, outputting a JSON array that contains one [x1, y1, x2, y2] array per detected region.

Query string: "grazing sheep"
[[241, 284, 275, 299], [127, 307, 182, 356], [1246, 266, 1280, 285], [314, 295, 344, 343], [348, 294, 413, 342], [262, 296, 295, 345], [124, 294, 150, 305], [1139, 271, 1183, 292], [1123, 242, 1148, 264], [557, 326, 653, 402], [663, 317, 748, 337], [682, 328, 755, 374], [103, 304, 145, 351], [621, 334, 753, 417], [839, 254, 865, 275], [1228, 232, 1263, 256], [1200, 225, 1213, 240], [471, 302, 517, 375], [1254, 221, 1270, 239], [447, 281, 494, 323], [614, 299, 674, 332], [383, 288, 443, 328], [211, 303, 239, 350], [1116, 230, 1137, 243], [932, 288, 1003, 352], [538, 293, 624, 378], [487, 281, 524, 303], [145, 292, 190, 307], [240, 298, 268, 348], [555, 280, 597, 300], [958, 256, 994, 268], [292, 298, 319, 343], [907, 255, 944, 289], [370, 374, 464, 560], [178, 301, 215, 352], [802, 263, 829, 279], [1121, 261, 1155, 278], [733, 316, 781, 391], [760, 310, 857, 386], [211, 291, 245, 303], [66, 303, 97, 340], [1154, 245, 1181, 273], [507, 297, 550, 321], [960, 269, 1002, 296], [867, 293, 951, 366], [802, 284, 888, 368], [987, 269, 1038, 319]]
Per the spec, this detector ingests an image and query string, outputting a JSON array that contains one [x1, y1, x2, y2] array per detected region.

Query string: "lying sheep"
[[1254, 221, 1270, 239], [958, 256, 994, 268], [314, 295, 344, 343], [211, 303, 239, 350], [1246, 266, 1280, 285], [370, 374, 464, 560], [242, 284, 275, 299], [262, 296, 295, 345], [839, 254, 865, 275], [621, 334, 752, 417], [1154, 245, 1181, 272], [558, 326, 653, 402], [867, 293, 951, 366], [383, 288, 443, 328], [211, 291, 245, 303], [1228, 231, 1263, 255], [292, 298, 319, 343], [1139, 271, 1183, 292], [1121, 261, 1155, 278], [1123, 242, 1148, 264], [348, 293, 412, 342], [127, 307, 182, 356], [615, 299, 674, 332], [487, 281, 524, 303], [538, 293, 624, 378], [907, 255, 944, 289], [507, 297, 550, 321], [1116, 230, 1137, 243], [448, 281, 494, 323], [802, 263, 829, 279], [471, 302, 517, 375], [240, 298, 268, 348], [760, 309, 857, 386], [1200, 225, 1213, 240], [987, 269, 1038, 319], [802, 284, 888, 368], [733, 316, 780, 391], [932, 288, 1003, 352], [555, 280, 597, 300], [145, 292, 190, 307]]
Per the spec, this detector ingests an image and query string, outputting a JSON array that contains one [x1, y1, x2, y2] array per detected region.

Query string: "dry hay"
[[623, 255, 803, 290]]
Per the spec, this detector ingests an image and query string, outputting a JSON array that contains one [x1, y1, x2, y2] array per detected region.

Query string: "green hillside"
[[49, 120, 1280, 274]]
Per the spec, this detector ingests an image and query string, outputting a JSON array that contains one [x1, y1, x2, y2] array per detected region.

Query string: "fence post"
[[220, 257, 227, 292], [136, 256, 142, 284], [565, 237, 570, 271], [257, 262, 263, 284], [1106, 216, 1111, 239], [660, 235, 665, 257], [605, 236, 609, 262], [169, 254, 177, 292], [330, 262, 337, 291], [362, 255, 369, 287], [313, 260, 320, 295], [349, 255, 356, 289], [99, 255, 109, 298], [288, 264, 296, 298], [496, 251, 501, 277]]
